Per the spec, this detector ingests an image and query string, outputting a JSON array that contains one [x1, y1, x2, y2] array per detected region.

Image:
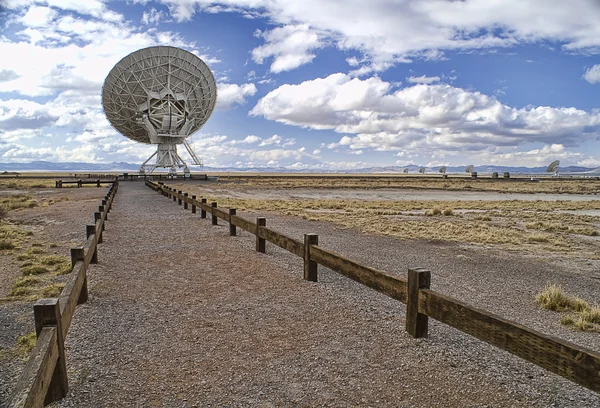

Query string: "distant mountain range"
[[1, 160, 599, 175]]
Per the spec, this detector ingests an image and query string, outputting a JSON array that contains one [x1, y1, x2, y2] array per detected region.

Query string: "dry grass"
[[21, 264, 50, 276], [4, 240, 72, 301], [16, 331, 37, 355], [536, 283, 600, 332], [0, 195, 39, 212], [0, 178, 54, 189], [0, 223, 32, 250], [197, 193, 598, 253], [0, 330, 37, 361], [218, 176, 600, 194]]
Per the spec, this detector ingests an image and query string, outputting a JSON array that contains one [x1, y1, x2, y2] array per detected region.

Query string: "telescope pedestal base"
[[140, 143, 190, 175]]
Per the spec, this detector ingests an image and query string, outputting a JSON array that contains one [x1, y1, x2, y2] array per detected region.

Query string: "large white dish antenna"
[[546, 160, 560, 177], [465, 165, 474, 173], [418, 167, 426, 174], [547, 160, 560, 173], [439, 166, 447, 174], [102, 46, 217, 174]]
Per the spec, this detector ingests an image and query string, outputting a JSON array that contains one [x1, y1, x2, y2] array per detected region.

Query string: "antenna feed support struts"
[[140, 143, 191, 176]]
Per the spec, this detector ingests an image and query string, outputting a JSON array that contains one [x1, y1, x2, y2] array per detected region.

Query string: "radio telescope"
[[547, 160, 560, 177], [439, 166, 447, 174], [102, 46, 217, 175], [465, 165, 474, 174], [418, 167, 426, 174], [403, 168, 409, 174]]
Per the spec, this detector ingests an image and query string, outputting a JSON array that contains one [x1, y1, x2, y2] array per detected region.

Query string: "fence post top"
[[34, 298, 59, 307], [408, 267, 430, 274]]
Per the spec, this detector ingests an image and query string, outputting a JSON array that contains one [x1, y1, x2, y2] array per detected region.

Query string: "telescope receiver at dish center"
[[102, 46, 218, 175]]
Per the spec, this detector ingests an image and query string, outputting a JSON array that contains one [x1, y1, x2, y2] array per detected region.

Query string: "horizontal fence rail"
[[8, 182, 119, 408], [146, 180, 600, 394], [55, 180, 117, 188]]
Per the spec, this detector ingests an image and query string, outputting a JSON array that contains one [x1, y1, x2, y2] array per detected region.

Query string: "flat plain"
[[1, 175, 600, 406]]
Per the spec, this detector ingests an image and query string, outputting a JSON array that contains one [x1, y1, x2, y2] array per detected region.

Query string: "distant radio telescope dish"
[[102, 45, 217, 175], [465, 165, 474, 173], [439, 166, 447, 174], [403, 168, 409, 174], [418, 167, 426, 174], [546, 160, 560, 177]]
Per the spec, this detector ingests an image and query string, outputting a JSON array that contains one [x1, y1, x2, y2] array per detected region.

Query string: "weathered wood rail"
[[146, 180, 600, 394], [7, 182, 119, 408], [54, 179, 117, 188]]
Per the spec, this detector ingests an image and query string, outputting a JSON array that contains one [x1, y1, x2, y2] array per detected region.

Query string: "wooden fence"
[[55, 180, 117, 188], [8, 182, 119, 408], [146, 180, 600, 394]]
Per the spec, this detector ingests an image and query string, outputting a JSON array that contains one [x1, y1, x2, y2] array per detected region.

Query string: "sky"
[[1, 0, 600, 170]]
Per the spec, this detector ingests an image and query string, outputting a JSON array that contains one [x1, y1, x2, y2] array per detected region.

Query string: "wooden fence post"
[[34, 299, 68, 404], [304, 234, 319, 282], [406, 268, 431, 338], [70, 247, 87, 304], [211, 202, 217, 225], [94, 212, 104, 233], [200, 198, 207, 218], [86, 225, 98, 264], [173, 190, 177, 202], [178, 191, 182, 205], [191, 195, 197, 213], [229, 209, 236, 236], [96, 179, 100, 187], [184, 193, 189, 210], [256, 217, 266, 253]]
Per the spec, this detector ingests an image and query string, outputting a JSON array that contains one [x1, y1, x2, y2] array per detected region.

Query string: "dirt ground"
[[2, 179, 599, 406], [0, 186, 108, 404]]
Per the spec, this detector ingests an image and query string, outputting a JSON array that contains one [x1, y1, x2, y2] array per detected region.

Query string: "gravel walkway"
[[50, 181, 599, 407]]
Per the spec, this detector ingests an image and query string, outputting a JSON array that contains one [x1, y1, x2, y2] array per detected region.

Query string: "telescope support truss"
[[140, 143, 202, 176]]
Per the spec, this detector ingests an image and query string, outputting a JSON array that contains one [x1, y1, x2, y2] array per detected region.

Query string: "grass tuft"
[[442, 208, 454, 216], [16, 331, 36, 355], [536, 283, 600, 331], [0, 239, 15, 250], [21, 265, 50, 276], [536, 283, 573, 312], [41, 283, 65, 297], [40, 255, 68, 266]]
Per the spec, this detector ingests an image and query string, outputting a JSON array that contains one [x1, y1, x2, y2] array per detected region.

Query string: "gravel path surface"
[[49, 181, 599, 407]]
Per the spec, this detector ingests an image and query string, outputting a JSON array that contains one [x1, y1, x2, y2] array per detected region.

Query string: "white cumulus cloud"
[[583, 64, 600, 84], [408, 75, 440, 84], [252, 25, 323, 73], [251, 73, 600, 156], [216, 83, 258, 109]]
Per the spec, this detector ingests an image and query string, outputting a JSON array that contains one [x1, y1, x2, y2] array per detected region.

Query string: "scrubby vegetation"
[[195, 192, 599, 255], [217, 175, 600, 194], [536, 283, 600, 332]]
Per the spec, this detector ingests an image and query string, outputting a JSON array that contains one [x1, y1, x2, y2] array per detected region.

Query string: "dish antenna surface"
[[546, 160, 560, 176], [403, 168, 409, 174], [465, 165, 474, 173], [439, 166, 447, 174], [102, 46, 217, 175], [418, 167, 426, 174]]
